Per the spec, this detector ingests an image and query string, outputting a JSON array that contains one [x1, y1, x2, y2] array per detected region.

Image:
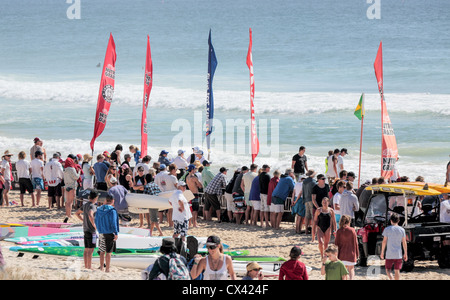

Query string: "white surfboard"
[[126, 190, 195, 210]]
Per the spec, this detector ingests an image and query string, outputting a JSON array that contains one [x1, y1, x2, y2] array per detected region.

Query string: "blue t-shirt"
[[382, 225, 406, 259], [108, 184, 128, 211], [249, 176, 261, 201], [93, 161, 110, 183], [271, 175, 295, 203]]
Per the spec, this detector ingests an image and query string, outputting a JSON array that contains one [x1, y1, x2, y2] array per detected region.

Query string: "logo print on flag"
[[206, 29, 218, 158], [247, 28, 259, 163], [90, 33, 116, 151], [141, 35, 153, 158], [374, 41, 398, 178]]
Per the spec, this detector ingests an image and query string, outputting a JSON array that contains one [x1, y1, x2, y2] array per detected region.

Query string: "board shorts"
[[224, 192, 235, 213], [19, 178, 34, 194], [173, 219, 189, 237], [251, 200, 261, 210], [305, 201, 315, 219], [204, 192, 221, 211], [48, 184, 62, 197], [233, 194, 246, 214], [149, 209, 159, 223], [191, 194, 200, 212], [385, 259, 403, 270], [32, 178, 44, 190], [270, 204, 284, 213], [259, 194, 269, 212], [244, 192, 252, 207], [98, 233, 116, 253], [84, 231, 97, 249]]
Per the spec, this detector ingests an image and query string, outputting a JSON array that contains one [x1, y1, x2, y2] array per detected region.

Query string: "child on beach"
[[321, 244, 348, 280], [279, 246, 308, 280], [75, 190, 98, 270]]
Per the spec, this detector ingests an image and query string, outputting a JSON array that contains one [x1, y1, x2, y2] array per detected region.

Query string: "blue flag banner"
[[206, 29, 217, 158]]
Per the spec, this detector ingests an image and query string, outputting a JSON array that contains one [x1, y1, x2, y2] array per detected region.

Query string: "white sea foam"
[[0, 77, 449, 116]]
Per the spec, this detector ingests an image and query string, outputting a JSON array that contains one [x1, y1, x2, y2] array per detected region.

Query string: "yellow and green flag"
[[354, 93, 365, 120]]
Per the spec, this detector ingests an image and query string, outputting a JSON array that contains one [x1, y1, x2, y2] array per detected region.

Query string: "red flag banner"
[[90, 33, 117, 151], [247, 28, 259, 163], [141, 35, 153, 158], [374, 41, 398, 179]]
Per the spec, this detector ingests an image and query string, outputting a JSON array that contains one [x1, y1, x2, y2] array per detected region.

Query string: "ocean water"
[[0, 0, 449, 184]]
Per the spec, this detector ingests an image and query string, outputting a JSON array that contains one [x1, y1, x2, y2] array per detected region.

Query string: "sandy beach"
[[1, 190, 449, 280]]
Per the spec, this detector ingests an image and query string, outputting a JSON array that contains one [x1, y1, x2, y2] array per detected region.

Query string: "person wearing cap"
[[279, 246, 308, 280], [168, 181, 192, 242], [1, 151, 14, 207], [195, 150, 205, 164], [242, 262, 264, 280], [30, 137, 47, 163], [185, 164, 203, 227], [191, 235, 236, 280], [31, 150, 45, 206], [158, 150, 172, 166], [271, 168, 296, 229], [93, 154, 110, 191], [108, 176, 129, 226], [148, 237, 188, 280], [302, 169, 317, 234], [43, 153, 64, 209], [173, 150, 189, 179], [203, 167, 228, 222], [201, 160, 215, 188], [188, 146, 200, 164]]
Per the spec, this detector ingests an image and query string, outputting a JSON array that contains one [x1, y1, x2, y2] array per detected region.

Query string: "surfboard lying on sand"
[[19, 221, 74, 228], [9, 246, 159, 257], [0, 223, 26, 227], [14, 236, 209, 250], [0, 226, 72, 239]]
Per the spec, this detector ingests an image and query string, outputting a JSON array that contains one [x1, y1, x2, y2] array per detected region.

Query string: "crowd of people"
[[1, 139, 450, 280]]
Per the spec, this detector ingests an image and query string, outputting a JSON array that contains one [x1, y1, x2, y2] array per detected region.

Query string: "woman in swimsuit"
[[190, 235, 236, 280], [313, 197, 336, 258]]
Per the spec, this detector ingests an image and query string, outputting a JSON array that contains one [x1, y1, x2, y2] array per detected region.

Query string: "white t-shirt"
[[172, 156, 189, 170], [155, 171, 177, 192], [337, 155, 344, 175], [332, 192, 342, 215], [326, 155, 337, 178], [293, 182, 303, 199], [30, 159, 44, 179], [1, 160, 11, 181], [16, 159, 31, 179], [169, 190, 192, 222]]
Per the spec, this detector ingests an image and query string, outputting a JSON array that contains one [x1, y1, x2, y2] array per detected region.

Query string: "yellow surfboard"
[[0, 223, 26, 228], [391, 182, 450, 194], [366, 184, 441, 196]]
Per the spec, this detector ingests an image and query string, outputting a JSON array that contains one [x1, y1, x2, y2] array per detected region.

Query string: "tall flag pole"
[[247, 28, 259, 164], [374, 41, 398, 179], [206, 29, 217, 161], [354, 93, 365, 188], [141, 35, 153, 158], [90, 33, 117, 153]]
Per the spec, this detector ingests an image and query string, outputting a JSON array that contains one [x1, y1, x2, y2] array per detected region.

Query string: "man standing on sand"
[[204, 167, 228, 222], [381, 214, 407, 280], [259, 164, 271, 228], [292, 146, 308, 181], [30, 150, 45, 206], [75, 190, 98, 270], [95, 195, 119, 273], [168, 181, 192, 242], [43, 153, 64, 209], [93, 154, 110, 191], [185, 164, 203, 227], [302, 169, 317, 235], [271, 169, 295, 229], [242, 164, 258, 225], [16, 151, 36, 207], [338, 148, 347, 174]]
